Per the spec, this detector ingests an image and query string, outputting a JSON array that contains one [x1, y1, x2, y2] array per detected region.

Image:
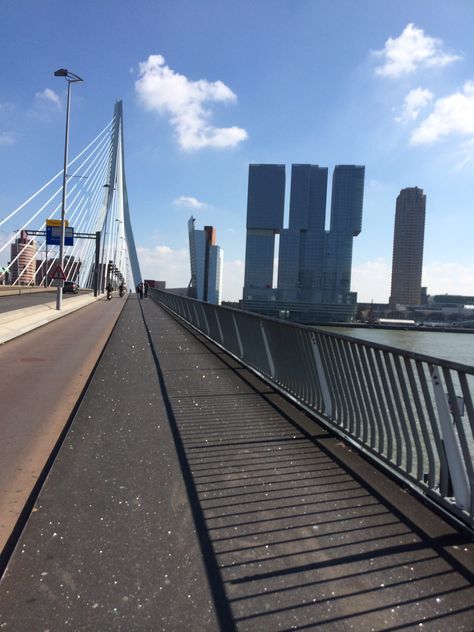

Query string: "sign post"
[[49, 263, 67, 288]]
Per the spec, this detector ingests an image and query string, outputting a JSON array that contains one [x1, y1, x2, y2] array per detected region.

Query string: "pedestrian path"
[[1, 296, 473, 631], [0, 291, 99, 344], [0, 295, 124, 554]]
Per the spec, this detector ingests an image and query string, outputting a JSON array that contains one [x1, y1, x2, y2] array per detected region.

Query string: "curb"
[[0, 294, 102, 345]]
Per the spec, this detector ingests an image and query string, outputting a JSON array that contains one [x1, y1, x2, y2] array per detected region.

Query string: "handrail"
[[150, 288, 474, 530]]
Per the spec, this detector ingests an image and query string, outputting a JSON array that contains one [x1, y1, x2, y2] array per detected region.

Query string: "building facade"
[[243, 164, 285, 299], [389, 187, 426, 306], [242, 164, 365, 324], [188, 217, 223, 304], [9, 230, 37, 285]]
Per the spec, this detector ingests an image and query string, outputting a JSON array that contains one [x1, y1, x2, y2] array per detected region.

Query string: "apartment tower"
[[9, 230, 37, 285], [389, 187, 426, 306], [242, 164, 365, 323]]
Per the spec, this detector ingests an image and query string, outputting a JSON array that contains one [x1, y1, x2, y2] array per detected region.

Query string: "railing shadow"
[[142, 300, 474, 631]]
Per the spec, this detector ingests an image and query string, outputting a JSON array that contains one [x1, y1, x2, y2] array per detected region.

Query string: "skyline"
[[1, 1, 473, 302], [242, 163, 365, 323]]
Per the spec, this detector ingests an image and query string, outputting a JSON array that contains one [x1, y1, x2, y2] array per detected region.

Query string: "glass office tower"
[[188, 217, 223, 304], [242, 164, 365, 323], [243, 164, 285, 300], [278, 165, 328, 303], [322, 165, 365, 304]]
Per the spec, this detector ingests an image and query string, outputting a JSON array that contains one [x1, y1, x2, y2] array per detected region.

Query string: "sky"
[[1, 0, 473, 302]]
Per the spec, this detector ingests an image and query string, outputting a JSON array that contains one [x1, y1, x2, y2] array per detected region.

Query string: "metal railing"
[[150, 289, 474, 530]]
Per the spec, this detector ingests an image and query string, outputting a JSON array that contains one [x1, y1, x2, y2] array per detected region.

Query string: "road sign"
[[50, 264, 66, 281], [46, 219, 69, 227], [46, 225, 74, 246], [50, 279, 64, 288]]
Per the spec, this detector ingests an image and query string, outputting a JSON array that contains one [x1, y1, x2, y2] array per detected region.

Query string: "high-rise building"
[[10, 230, 37, 285], [243, 164, 285, 299], [389, 187, 426, 306], [278, 165, 328, 302], [322, 165, 365, 304], [188, 217, 223, 304], [242, 164, 365, 323]]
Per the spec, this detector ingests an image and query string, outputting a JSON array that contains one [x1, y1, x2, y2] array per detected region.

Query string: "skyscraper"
[[188, 217, 223, 304], [243, 164, 285, 299], [322, 165, 365, 304], [389, 187, 426, 306], [278, 164, 328, 302], [10, 230, 37, 285], [242, 163, 365, 323]]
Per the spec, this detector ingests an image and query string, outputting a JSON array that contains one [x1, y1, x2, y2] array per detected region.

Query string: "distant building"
[[430, 294, 474, 306], [10, 230, 37, 285], [389, 187, 426, 307], [35, 255, 81, 286], [64, 255, 81, 282], [242, 164, 365, 324], [188, 217, 223, 304], [144, 280, 166, 290]]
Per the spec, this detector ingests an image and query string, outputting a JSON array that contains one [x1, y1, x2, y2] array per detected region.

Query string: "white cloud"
[[222, 259, 244, 302], [135, 54, 248, 151], [352, 258, 391, 303], [455, 138, 474, 169], [368, 179, 384, 190], [352, 258, 474, 303], [396, 87, 433, 122], [373, 23, 460, 78], [422, 262, 474, 296], [411, 81, 474, 145], [137, 244, 189, 288], [137, 241, 244, 302], [35, 88, 61, 109], [173, 196, 207, 209], [0, 132, 15, 146]]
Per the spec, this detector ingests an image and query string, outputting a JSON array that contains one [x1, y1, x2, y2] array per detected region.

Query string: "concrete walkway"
[[0, 291, 100, 345], [0, 296, 473, 631], [0, 295, 125, 553]]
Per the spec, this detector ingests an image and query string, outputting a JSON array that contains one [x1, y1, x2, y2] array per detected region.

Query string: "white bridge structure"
[[0, 101, 141, 292]]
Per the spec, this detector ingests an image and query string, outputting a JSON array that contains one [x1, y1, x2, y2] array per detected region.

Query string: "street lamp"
[[113, 218, 123, 266], [54, 68, 83, 310]]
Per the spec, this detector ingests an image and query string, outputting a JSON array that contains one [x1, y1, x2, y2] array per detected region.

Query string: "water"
[[319, 326, 474, 367]]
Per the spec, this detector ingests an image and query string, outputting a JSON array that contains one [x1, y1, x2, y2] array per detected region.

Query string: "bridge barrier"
[[149, 289, 474, 530]]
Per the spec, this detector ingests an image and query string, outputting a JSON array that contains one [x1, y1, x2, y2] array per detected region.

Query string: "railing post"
[[192, 302, 200, 328], [200, 303, 210, 335], [232, 313, 244, 358], [215, 311, 224, 344], [430, 366, 470, 510], [260, 321, 275, 379], [310, 332, 333, 418]]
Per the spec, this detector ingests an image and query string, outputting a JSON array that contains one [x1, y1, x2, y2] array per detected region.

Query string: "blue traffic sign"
[[46, 225, 74, 246]]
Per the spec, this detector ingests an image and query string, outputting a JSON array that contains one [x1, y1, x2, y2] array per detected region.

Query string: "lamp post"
[[54, 68, 83, 310], [100, 184, 115, 293], [113, 219, 123, 276]]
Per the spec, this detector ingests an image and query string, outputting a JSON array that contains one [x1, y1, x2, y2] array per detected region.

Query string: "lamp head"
[[54, 68, 68, 77]]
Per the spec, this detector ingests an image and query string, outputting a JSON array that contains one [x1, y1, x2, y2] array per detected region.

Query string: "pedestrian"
[[139, 282, 144, 299], [144, 281, 149, 298]]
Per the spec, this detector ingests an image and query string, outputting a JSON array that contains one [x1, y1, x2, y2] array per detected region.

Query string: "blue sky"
[[1, 0, 473, 301]]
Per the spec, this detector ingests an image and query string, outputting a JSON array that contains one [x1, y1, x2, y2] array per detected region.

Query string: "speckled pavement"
[[1, 296, 473, 631]]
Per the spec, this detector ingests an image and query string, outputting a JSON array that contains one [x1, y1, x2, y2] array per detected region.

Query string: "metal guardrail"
[[150, 289, 474, 530]]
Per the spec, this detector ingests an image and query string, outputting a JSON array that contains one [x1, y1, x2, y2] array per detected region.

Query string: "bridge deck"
[[1, 296, 473, 631]]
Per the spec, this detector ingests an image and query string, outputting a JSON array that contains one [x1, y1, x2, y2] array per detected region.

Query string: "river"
[[319, 326, 474, 367]]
